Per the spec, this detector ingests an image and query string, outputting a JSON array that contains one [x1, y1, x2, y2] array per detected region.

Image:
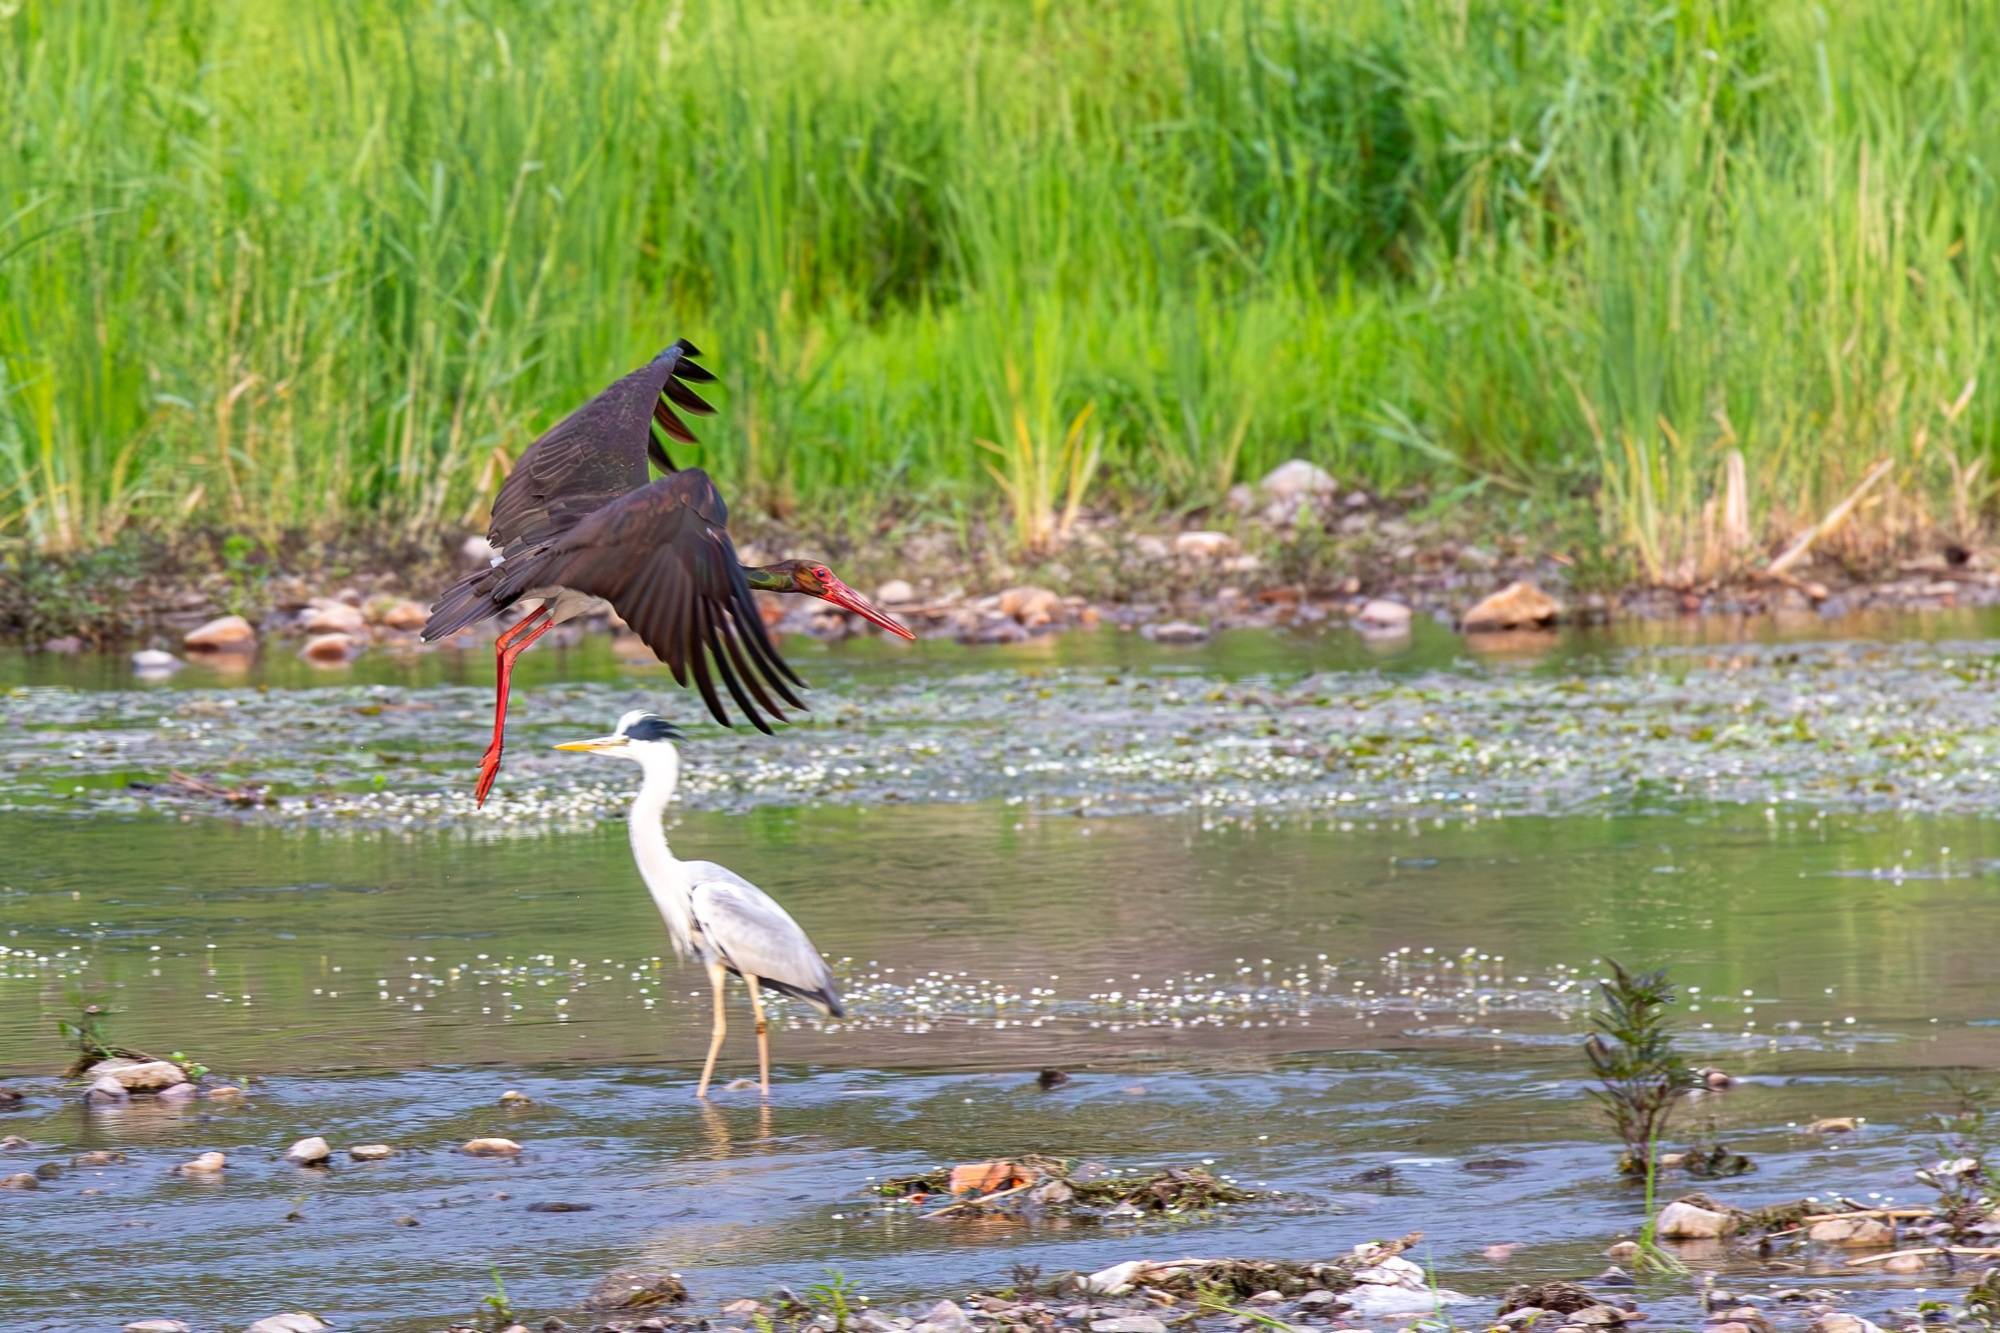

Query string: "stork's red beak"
[[817, 576, 916, 640]]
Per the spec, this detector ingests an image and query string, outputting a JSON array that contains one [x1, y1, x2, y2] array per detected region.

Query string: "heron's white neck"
[[625, 744, 696, 959]]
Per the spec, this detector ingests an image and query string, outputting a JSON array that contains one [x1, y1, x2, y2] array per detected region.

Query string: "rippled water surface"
[[4, 617, 2000, 1332]]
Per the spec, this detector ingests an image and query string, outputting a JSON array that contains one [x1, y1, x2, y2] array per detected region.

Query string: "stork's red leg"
[[474, 608, 555, 806]]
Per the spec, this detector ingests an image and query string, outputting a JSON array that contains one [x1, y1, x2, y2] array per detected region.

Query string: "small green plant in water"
[[1914, 1078, 1996, 1239], [1631, 1139, 1689, 1276], [805, 1268, 863, 1333], [1583, 961, 1689, 1176], [476, 1266, 514, 1332], [168, 1050, 211, 1082]]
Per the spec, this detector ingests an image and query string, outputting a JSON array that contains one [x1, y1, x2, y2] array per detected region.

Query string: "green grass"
[[3, 0, 1996, 574]]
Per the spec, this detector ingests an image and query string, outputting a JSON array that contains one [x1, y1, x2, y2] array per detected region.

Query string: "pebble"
[[207, 1086, 243, 1099], [243, 1314, 330, 1333], [462, 1137, 523, 1156], [998, 586, 1064, 628], [1655, 1199, 1735, 1239], [34, 1162, 61, 1180], [1354, 598, 1413, 632], [1173, 530, 1238, 559], [1260, 458, 1337, 502], [86, 1058, 188, 1091], [1806, 1216, 1894, 1248], [394, 1214, 421, 1227], [0, 1172, 38, 1189], [1879, 1252, 1926, 1273], [349, 1144, 395, 1161], [1142, 620, 1210, 644], [1090, 1320, 1167, 1333], [499, 1089, 534, 1106], [1807, 1116, 1859, 1134], [1604, 1241, 1639, 1262], [157, 1082, 197, 1104], [0, 1135, 29, 1150], [284, 1136, 332, 1166], [301, 632, 360, 663], [72, 1151, 127, 1167], [86, 1075, 131, 1105], [374, 598, 430, 631], [1462, 580, 1563, 631], [176, 1151, 227, 1175], [1809, 1317, 1885, 1333], [875, 579, 917, 605], [915, 1301, 972, 1333], [130, 649, 183, 673], [301, 600, 367, 635], [123, 1322, 192, 1333], [184, 614, 257, 651]]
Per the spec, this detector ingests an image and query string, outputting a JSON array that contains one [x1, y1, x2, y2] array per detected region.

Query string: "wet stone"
[[463, 1137, 523, 1156], [72, 1150, 126, 1167], [124, 1322, 191, 1333], [86, 1075, 131, 1105], [33, 1162, 60, 1180], [1, 1172, 38, 1189], [527, 1201, 596, 1213], [285, 1136, 331, 1166], [176, 1151, 227, 1175], [349, 1143, 395, 1161], [583, 1272, 690, 1312], [1807, 1216, 1894, 1248], [244, 1315, 330, 1333], [0, 1135, 29, 1150], [86, 1058, 188, 1091], [1090, 1320, 1167, 1333]]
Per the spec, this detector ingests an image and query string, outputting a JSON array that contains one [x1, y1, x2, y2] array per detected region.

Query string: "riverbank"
[[6, 469, 1996, 654]]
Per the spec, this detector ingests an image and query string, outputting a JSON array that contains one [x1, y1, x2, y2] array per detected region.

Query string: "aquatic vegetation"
[[1583, 962, 1688, 1177], [876, 1156, 1263, 1222]]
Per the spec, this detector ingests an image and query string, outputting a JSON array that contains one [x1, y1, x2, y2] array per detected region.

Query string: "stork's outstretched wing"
[[492, 469, 806, 733], [486, 338, 718, 552]]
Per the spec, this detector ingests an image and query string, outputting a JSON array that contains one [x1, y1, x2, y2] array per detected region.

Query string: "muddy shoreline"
[[8, 485, 2000, 653]]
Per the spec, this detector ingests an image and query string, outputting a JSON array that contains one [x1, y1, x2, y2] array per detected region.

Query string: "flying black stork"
[[422, 339, 913, 806]]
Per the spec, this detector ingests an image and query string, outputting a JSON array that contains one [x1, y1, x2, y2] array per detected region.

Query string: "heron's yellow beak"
[[554, 736, 626, 752]]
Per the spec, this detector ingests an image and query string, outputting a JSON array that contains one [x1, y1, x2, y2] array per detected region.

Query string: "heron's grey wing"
[[687, 864, 843, 1016]]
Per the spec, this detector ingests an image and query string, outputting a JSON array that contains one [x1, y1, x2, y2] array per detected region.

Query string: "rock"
[[34, 1162, 61, 1180], [1226, 483, 1258, 513], [301, 632, 359, 663], [0, 1085, 20, 1105], [1174, 530, 1238, 560], [875, 579, 917, 605], [1260, 459, 1337, 502], [130, 649, 182, 673], [583, 1271, 690, 1311], [463, 534, 498, 564], [72, 1151, 127, 1167], [1656, 1199, 1736, 1239], [1080, 1261, 1147, 1296], [499, 1089, 534, 1106], [284, 1136, 331, 1166], [1482, 1243, 1518, 1262], [0, 1172, 38, 1189], [1133, 534, 1172, 561], [1463, 580, 1562, 631], [184, 615, 257, 651], [998, 586, 1064, 628], [1090, 1320, 1167, 1333], [915, 1301, 973, 1333], [1594, 1267, 1633, 1287], [375, 598, 430, 632], [526, 1201, 595, 1213], [1294, 1290, 1338, 1307], [302, 600, 367, 635], [349, 1144, 395, 1161], [393, 1215, 420, 1227], [1807, 1216, 1894, 1248], [1354, 599, 1413, 632], [1498, 1282, 1601, 1317], [1880, 1252, 1926, 1273], [462, 1137, 523, 1156], [244, 1315, 329, 1333], [1809, 1317, 1885, 1333], [1346, 1285, 1472, 1317], [124, 1321, 192, 1333], [86, 1075, 131, 1105], [156, 1082, 196, 1103], [0, 1135, 29, 1150], [1807, 1116, 1859, 1134], [1699, 1067, 1735, 1089], [1709, 1324, 1755, 1333], [86, 1058, 188, 1091], [1605, 1241, 1639, 1262], [1143, 620, 1211, 644], [42, 636, 83, 654], [206, 1085, 243, 1099], [1716, 1309, 1771, 1332], [958, 615, 1027, 645], [176, 1151, 227, 1175]]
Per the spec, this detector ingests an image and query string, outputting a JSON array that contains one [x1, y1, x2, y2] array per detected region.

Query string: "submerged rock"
[[0, 1172, 38, 1189], [243, 1314, 329, 1333], [498, 1089, 534, 1106], [1807, 1216, 1894, 1248], [176, 1151, 227, 1176], [301, 632, 359, 664], [1354, 598, 1413, 633], [284, 1136, 331, 1166], [1463, 580, 1563, 631], [130, 649, 183, 673], [583, 1271, 689, 1311], [462, 1137, 523, 1157], [1142, 620, 1210, 645], [85, 1075, 131, 1106], [349, 1144, 395, 1161], [1655, 1198, 1736, 1239], [72, 1151, 127, 1167], [301, 600, 366, 635], [1807, 1116, 1859, 1134]]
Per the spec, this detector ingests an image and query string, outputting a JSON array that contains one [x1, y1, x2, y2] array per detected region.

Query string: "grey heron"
[[555, 710, 843, 1097]]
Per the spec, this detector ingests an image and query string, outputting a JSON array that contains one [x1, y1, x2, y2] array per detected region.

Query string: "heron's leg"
[[745, 975, 771, 1095], [695, 961, 729, 1099], [474, 608, 554, 806]]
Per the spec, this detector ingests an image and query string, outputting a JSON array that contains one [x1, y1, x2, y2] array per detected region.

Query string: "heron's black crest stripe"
[[624, 715, 682, 743]]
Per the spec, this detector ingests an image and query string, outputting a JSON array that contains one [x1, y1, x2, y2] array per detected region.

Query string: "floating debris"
[[875, 1156, 1264, 1223]]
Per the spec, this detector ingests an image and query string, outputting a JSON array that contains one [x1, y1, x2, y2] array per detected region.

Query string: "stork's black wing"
[[486, 338, 718, 552], [513, 470, 807, 733]]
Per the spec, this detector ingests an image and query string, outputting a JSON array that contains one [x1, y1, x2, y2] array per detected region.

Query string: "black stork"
[[422, 339, 913, 806]]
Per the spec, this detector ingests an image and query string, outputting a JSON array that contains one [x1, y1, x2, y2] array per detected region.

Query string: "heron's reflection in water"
[[695, 1096, 774, 1160]]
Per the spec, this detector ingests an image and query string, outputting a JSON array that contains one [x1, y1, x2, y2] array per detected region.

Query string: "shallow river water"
[[4, 613, 2000, 1331]]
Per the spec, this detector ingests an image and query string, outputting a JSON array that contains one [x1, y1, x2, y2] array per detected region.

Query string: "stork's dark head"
[[749, 560, 916, 640]]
